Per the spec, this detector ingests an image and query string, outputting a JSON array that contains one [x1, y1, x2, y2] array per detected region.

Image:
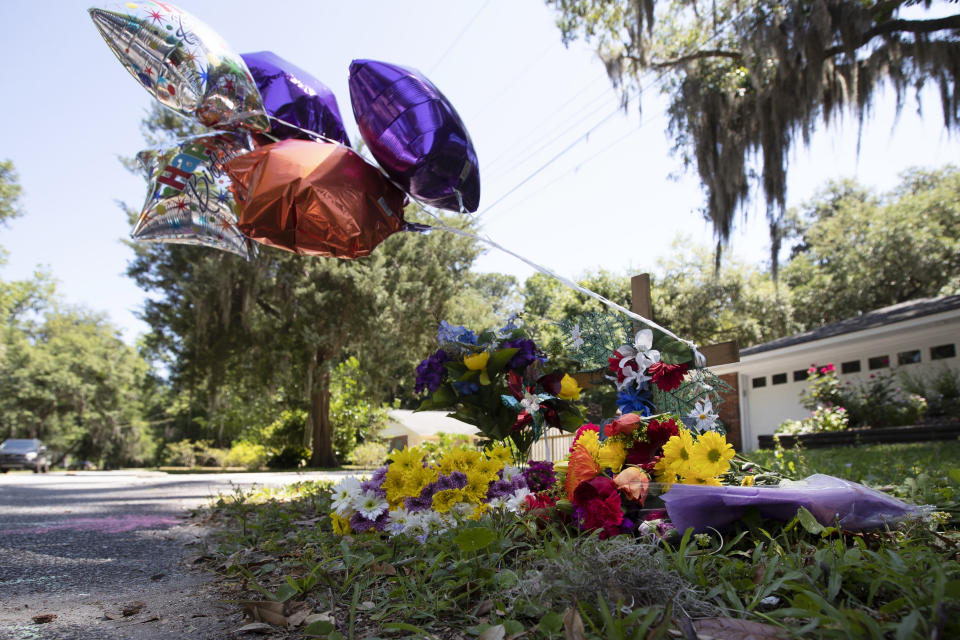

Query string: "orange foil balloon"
[[227, 139, 407, 258]]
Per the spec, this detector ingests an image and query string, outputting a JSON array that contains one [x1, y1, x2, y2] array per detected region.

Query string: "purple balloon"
[[349, 59, 480, 213], [241, 51, 350, 146]]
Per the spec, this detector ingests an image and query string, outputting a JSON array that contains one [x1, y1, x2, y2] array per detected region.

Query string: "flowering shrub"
[[776, 406, 849, 436], [799, 364, 843, 410], [797, 364, 929, 428]]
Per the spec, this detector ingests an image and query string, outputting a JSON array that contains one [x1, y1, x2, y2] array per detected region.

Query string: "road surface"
[[0, 470, 357, 639]]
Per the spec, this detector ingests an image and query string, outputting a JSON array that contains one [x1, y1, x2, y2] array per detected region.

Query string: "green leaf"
[[796, 507, 825, 535], [416, 383, 456, 410], [273, 582, 299, 602], [486, 347, 519, 375], [538, 611, 563, 634], [303, 620, 335, 637], [453, 527, 496, 553], [945, 580, 960, 599], [948, 468, 960, 485]]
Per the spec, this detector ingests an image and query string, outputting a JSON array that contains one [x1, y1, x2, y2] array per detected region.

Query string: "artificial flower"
[[689, 430, 735, 477], [648, 361, 689, 392], [558, 373, 582, 400], [569, 324, 584, 349], [688, 400, 719, 431], [616, 385, 655, 415], [464, 351, 490, 371]]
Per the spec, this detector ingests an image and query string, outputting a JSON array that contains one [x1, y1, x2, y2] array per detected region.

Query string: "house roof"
[[741, 295, 960, 356], [383, 409, 479, 437]]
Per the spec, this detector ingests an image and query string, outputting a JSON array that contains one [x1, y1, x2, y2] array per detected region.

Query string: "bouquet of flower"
[[329, 444, 552, 539], [414, 320, 585, 459]]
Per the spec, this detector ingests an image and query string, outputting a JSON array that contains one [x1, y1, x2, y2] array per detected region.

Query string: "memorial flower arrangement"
[[414, 320, 585, 460], [329, 444, 546, 538]]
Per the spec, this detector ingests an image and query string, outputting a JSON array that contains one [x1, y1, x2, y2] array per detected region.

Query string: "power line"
[[428, 0, 493, 76]]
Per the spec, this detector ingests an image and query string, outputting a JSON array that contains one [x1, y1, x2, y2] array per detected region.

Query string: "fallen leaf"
[[104, 611, 123, 621], [371, 562, 397, 576], [357, 600, 375, 611], [31, 613, 57, 624], [286, 607, 311, 628], [234, 622, 274, 634], [136, 614, 160, 624], [475, 599, 493, 617], [241, 600, 289, 627], [477, 624, 506, 640], [562, 607, 585, 640], [613, 466, 650, 503], [303, 612, 335, 625], [122, 601, 145, 617], [693, 617, 787, 640]]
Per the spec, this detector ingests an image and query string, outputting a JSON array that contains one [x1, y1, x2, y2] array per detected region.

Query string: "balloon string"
[[415, 214, 703, 363]]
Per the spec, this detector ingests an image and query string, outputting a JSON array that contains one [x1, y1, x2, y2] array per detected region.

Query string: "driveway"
[[0, 470, 358, 639]]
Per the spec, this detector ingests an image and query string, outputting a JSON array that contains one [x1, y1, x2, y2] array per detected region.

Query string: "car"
[[0, 439, 51, 473]]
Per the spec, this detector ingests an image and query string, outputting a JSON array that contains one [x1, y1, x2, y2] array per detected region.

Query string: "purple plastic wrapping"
[[240, 51, 351, 145], [661, 474, 929, 533]]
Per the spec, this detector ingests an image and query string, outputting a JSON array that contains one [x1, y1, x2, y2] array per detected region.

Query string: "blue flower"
[[454, 381, 479, 396], [437, 321, 477, 347], [616, 386, 655, 415]]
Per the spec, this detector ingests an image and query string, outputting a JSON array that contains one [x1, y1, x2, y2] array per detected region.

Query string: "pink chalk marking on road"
[[3, 514, 180, 535]]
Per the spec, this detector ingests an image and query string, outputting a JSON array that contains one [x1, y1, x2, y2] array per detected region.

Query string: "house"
[[381, 409, 480, 451], [710, 296, 960, 451]]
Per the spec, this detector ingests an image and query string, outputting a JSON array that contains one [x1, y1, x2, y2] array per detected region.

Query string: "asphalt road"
[[0, 470, 357, 640]]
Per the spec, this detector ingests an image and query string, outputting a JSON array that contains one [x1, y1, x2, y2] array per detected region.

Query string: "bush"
[[195, 440, 229, 467], [417, 432, 476, 465], [776, 406, 849, 436], [902, 365, 960, 418], [163, 439, 197, 467], [225, 442, 269, 470], [267, 445, 310, 469], [796, 364, 928, 428], [348, 441, 388, 468]]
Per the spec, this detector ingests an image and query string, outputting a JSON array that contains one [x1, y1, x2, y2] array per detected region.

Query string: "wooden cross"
[[630, 274, 739, 367]]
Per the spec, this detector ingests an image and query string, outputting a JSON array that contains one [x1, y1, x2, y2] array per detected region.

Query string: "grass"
[[199, 442, 960, 639]]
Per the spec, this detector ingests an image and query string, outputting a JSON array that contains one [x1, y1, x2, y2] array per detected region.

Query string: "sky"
[[1, 0, 957, 343]]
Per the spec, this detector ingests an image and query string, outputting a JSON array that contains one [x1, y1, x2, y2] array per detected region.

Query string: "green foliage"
[[225, 441, 269, 470], [330, 357, 388, 461], [776, 406, 849, 437], [901, 364, 960, 418], [0, 159, 23, 225], [417, 432, 476, 465], [267, 445, 310, 469], [346, 441, 388, 468], [784, 168, 960, 328]]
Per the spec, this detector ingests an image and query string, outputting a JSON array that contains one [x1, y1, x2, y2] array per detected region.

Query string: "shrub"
[[776, 406, 849, 436], [796, 364, 928, 428], [267, 446, 310, 469], [347, 441, 388, 468], [902, 365, 960, 418], [195, 440, 229, 467], [225, 442, 269, 470], [417, 432, 476, 465], [163, 439, 198, 467]]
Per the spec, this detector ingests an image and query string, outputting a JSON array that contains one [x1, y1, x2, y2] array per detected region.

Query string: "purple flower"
[[415, 349, 449, 394], [436, 471, 468, 491], [361, 467, 388, 498], [502, 339, 543, 371], [350, 510, 389, 533], [485, 478, 515, 500], [523, 461, 556, 492], [454, 381, 479, 396]]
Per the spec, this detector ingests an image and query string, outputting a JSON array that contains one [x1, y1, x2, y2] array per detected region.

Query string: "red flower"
[[569, 423, 600, 452], [624, 440, 659, 466], [648, 361, 689, 392], [572, 476, 624, 538], [524, 492, 556, 510], [512, 411, 533, 431], [646, 418, 679, 448]]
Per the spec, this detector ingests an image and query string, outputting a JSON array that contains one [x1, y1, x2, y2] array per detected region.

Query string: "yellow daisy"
[[330, 512, 351, 535], [486, 445, 513, 465], [680, 474, 722, 486], [432, 488, 467, 513], [689, 431, 736, 477], [596, 438, 627, 474], [388, 446, 424, 474], [660, 428, 696, 476], [653, 456, 677, 486]]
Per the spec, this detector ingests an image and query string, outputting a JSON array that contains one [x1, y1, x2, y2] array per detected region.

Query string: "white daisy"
[[504, 488, 532, 512], [330, 476, 362, 514], [355, 489, 388, 520], [570, 324, 584, 349], [386, 508, 411, 535], [500, 465, 522, 482]]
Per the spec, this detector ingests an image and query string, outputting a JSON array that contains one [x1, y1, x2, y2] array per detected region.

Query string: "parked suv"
[[0, 439, 51, 473]]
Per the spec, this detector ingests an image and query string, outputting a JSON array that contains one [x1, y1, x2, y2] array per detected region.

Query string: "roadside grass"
[[201, 442, 960, 639]]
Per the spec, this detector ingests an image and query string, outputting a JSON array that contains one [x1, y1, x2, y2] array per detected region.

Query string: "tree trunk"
[[309, 365, 338, 468]]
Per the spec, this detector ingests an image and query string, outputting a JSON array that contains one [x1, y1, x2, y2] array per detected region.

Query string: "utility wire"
[[428, 0, 493, 76]]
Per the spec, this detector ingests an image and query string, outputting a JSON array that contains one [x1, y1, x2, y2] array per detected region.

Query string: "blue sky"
[[1, 0, 957, 342]]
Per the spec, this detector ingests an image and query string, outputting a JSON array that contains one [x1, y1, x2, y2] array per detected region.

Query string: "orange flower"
[[564, 444, 600, 501], [613, 466, 650, 504], [605, 413, 642, 438]]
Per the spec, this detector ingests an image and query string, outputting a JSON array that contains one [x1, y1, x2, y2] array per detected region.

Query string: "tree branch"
[[825, 14, 960, 57], [633, 49, 743, 69]]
